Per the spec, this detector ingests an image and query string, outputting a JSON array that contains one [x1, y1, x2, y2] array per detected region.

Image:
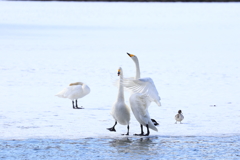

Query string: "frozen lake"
[[0, 1, 240, 159]]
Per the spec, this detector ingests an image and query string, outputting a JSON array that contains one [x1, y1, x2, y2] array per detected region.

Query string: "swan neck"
[[117, 74, 124, 101], [134, 59, 140, 79]]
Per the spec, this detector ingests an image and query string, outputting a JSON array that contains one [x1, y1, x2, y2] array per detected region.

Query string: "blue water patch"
[[0, 136, 239, 160]]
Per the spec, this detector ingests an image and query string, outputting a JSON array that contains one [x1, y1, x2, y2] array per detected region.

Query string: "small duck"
[[175, 110, 184, 124]]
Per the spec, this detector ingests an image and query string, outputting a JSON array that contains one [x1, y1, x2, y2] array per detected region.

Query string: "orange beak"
[[127, 52, 135, 57]]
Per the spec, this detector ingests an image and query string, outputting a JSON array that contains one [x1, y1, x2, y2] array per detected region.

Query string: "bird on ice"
[[55, 82, 90, 109], [175, 110, 184, 124], [107, 67, 131, 135], [122, 53, 161, 135]]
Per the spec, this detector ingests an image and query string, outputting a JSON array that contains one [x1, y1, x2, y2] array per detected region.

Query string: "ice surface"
[[0, 1, 240, 140]]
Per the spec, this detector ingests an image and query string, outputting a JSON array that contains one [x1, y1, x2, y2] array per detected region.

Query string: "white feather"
[[125, 53, 161, 106], [122, 77, 161, 106], [129, 93, 158, 132], [55, 82, 90, 101]]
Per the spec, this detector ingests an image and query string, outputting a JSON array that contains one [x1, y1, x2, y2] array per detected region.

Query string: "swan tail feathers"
[[55, 88, 69, 98], [155, 101, 161, 106], [55, 92, 67, 98]]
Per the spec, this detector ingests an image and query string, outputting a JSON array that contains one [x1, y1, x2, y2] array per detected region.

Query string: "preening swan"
[[129, 93, 158, 136], [175, 110, 184, 124], [125, 53, 161, 106], [56, 82, 90, 109], [107, 67, 131, 135]]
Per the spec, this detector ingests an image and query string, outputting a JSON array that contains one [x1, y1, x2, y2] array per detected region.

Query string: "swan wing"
[[113, 77, 135, 88], [122, 77, 161, 106]]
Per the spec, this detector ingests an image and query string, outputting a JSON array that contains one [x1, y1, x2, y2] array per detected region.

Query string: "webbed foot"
[[134, 133, 145, 136], [121, 133, 129, 136], [75, 106, 84, 109], [107, 127, 116, 132]]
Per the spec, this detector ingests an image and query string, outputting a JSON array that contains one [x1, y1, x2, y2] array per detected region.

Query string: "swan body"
[[175, 110, 184, 124], [107, 67, 131, 135], [111, 102, 130, 126], [56, 82, 90, 109], [124, 53, 161, 106], [129, 93, 158, 132]]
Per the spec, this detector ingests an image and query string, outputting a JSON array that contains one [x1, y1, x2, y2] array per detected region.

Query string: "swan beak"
[[117, 69, 120, 76], [127, 52, 135, 57]]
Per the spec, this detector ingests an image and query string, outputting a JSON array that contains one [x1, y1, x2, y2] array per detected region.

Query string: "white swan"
[[124, 53, 161, 106], [107, 67, 131, 135], [129, 92, 158, 136], [55, 82, 90, 109], [122, 53, 161, 136], [175, 110, 184, 124]]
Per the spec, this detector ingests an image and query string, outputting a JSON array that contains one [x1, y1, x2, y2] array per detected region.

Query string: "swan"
[[107, 67, 131, 135], [129, 92, 158, 136], [55, 82, 90, 109], [175, 110, 184, 124], [122, 53, 161, 135], [123, 53, 161, 123], [125, 53, 161, 106]]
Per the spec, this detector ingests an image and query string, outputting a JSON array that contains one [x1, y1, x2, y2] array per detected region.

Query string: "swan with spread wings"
[[121, 53, 161, 136]]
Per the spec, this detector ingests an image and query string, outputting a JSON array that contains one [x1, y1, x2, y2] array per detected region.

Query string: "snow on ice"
[[0, 1, 240, 139]]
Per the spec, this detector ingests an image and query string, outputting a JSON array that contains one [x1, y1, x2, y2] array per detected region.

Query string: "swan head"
[[127, 52, 138, 62], [178, 110, 182, 114], [118, 67, 122, 76]]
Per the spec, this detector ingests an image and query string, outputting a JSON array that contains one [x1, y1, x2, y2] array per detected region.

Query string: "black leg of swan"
[[122, 125, 129, 136], [75, 100, 84, 109], [107, 121, 117, 132], [134, 124, 144, 136], [72, 101, 76, 109], [144, 124, 150, 136], [75, 99, 78, 108]]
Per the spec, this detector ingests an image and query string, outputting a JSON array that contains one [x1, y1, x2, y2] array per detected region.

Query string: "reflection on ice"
[[109, 137, 157, 157], [0, 136, 240, 159]]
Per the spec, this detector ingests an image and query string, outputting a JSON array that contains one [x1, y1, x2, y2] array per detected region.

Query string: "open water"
[[1, 136, 239, 160]]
